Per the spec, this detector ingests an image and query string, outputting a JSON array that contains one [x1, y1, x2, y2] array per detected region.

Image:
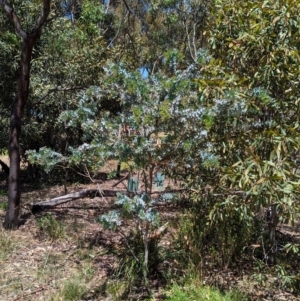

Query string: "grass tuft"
[[37, 213, 66, 240], [164, 281, 249, 301], [61, 280, 87, 301], [0, 230, 16, 261]]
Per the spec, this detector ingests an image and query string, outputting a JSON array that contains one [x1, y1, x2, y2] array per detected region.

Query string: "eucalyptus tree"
[[23, 0, 212, 170], [26, 59, 219, 287], [0, 0, 51, 228], [184, 0, 300, 265]]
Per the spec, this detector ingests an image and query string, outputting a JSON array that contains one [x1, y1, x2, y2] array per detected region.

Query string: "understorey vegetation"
[[1, 0, 300, 300]]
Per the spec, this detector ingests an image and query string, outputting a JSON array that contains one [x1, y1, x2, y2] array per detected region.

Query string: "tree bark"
[[4, 40, 33, 228], [0, 0, 51, 228]]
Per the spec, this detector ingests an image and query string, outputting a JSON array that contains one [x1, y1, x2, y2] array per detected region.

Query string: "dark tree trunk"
[[4, 39, 35, 228], [0, 0, 51, 229]]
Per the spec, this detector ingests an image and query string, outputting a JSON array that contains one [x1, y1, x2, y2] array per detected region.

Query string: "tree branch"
[[0, 0, 27, 39], [31, 0, 51, 35], [34, 86, 85, 106], [0, 0, 52, 39], [121, 0, 147, 26]]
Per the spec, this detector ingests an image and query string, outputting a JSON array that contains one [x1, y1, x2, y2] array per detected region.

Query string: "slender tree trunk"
[[267, 204, 279, 265], [0, 0, 51, 228], [4, 39, 35, 228], [143, 221, 150, 288]]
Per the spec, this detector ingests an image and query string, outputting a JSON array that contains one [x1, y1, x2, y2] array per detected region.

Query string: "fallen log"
[[30, 188, 187, 214], [30, 189, 129, 213]]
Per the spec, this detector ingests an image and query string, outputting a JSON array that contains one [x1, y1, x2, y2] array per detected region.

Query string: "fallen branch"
[[30, 189, 129, 213], [30, 187, 189, 214]]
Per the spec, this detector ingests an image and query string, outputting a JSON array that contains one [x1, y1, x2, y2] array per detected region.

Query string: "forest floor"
[[0, 157, 180, 301], [0, 156, 300, 301]]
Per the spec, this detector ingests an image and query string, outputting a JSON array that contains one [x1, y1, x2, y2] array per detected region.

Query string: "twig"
[[13, 286, 47, 301], [118, 229, 140, 263], [112, 173, 129, 187], [121, 0, 148, 26]]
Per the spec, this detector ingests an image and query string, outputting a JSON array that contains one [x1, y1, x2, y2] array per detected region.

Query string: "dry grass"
[[0, 168, 179, 301], [0, 211, 109, 300], [0, 152, 184, 301], [0, 177, 129, 301]]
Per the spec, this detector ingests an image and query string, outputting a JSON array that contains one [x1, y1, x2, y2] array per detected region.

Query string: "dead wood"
[[149, 222, 169, 240], [30, 187, 187, 214], [30, 189, 129, 213]]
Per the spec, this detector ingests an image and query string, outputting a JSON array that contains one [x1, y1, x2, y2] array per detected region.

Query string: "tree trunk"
[[4, 39, 35, 228], [143, 221, 150, 288], [267, 204, 279, 265], [1, 0, 51, 229]]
